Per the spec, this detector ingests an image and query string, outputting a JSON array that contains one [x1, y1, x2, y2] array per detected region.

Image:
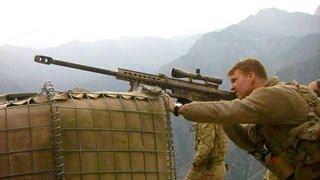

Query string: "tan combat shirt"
[[180, 77, 309, 125]]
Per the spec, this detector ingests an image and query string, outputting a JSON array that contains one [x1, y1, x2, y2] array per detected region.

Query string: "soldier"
[[166, 58, 320, 179], [185, 122, 227, 180], [308, 79, 320, 96]]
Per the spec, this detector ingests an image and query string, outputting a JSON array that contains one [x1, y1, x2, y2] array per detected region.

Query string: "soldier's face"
[[229, 69, 255, 99]]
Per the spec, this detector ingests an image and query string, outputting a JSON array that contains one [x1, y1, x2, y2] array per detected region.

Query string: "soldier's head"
[[227, 58, 267, 99]]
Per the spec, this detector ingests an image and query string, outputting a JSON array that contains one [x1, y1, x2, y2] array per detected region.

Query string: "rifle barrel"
[[34, 55, 118, 76]]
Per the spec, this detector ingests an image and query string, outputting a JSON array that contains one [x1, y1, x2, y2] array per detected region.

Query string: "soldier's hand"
[[163, 94, 175, 113]]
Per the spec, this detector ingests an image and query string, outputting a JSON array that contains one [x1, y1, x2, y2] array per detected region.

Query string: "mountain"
[[170, 34, 204, 55], [276, 49, 320, 83], [238, 8, 320, 36], [159, 8, 319, 87], [42, 37, 184, 72], [160, 25, 301, 89], [172, 118, 195, 179], [0, 46, 39, 92], [0, 35, 200, 93], [273, 33, 320, 71]]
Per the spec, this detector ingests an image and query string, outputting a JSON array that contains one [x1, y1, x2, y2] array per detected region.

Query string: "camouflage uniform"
[[179, 77, 320, 179], [185, 123, 227, 180], [264, 170, 280, 180]]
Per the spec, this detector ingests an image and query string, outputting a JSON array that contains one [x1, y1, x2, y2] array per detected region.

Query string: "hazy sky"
[[0, 0, 318, 48]]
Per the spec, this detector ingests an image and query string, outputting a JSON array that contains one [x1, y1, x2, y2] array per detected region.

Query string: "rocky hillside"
[[238, 8, 319, 36], [276, 49, 320, 83]]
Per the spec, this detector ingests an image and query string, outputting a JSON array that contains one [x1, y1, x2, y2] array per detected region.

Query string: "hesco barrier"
[[0, 85, 176, 179]]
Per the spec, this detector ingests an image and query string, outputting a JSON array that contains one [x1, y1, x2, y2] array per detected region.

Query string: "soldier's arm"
[[193, 123, 215, 166], [179, 86, 296, 124], [223, 124, 256, 151]]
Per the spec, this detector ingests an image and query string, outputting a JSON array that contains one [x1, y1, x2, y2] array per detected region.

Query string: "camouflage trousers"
[[184, 161, 226, 180]]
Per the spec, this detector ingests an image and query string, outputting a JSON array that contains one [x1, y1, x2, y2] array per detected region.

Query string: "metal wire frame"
[[0, 88, 63, 179], [26, 98, 35, 180], [101, 93, 118, 180], [0, 103, 54, 179], [58, 92, 174, 179], [63, 170, 170, 174], [56, 106, 165, 114], [84, 93, 102, 180], [145, 98, 160, 180], [0, 170, 54, 179], [117, 95, 134, 180], [132, 96, 148, 180], [4, 102, 10, 178], [67, 94, 84, 180], [0, 91, 176, 180]]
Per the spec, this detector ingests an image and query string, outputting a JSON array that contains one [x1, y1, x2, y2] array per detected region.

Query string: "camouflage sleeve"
[[179, 86, 298, 124], [193, 123, 215, 166]]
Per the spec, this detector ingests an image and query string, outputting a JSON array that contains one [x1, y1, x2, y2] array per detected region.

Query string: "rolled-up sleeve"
[[179, 86, 295, 124]]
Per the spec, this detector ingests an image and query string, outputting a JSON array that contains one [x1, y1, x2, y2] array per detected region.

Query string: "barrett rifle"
[[34, 55, 236, 104]]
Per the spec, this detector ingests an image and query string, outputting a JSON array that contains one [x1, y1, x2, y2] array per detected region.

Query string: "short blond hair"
[[227, 57, 267, 79]]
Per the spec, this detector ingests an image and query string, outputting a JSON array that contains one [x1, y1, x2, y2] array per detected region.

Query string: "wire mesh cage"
[[0, 89, 176, 180]]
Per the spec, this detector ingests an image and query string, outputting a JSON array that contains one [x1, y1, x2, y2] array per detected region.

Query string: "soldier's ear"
[[248, 72, 255, 84]]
